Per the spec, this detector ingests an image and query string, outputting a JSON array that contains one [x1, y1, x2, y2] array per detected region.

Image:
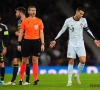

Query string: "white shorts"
[[67, 45, 86, 59]]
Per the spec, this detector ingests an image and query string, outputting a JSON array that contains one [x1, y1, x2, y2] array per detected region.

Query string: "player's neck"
[[29, 15, 35, 19], [73, 16, 80, 21], [20, 15, 26, 21]]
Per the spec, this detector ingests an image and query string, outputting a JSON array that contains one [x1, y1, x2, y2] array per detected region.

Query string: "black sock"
[[11, 64, 18, 82], [1, 67, 5, 81], [26, 64, 30, 82]]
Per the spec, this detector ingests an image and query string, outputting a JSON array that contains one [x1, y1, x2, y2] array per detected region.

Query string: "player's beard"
[[16, 13, 21, 19], [30, 12, 36, 17], [30, 14, 35, 17]]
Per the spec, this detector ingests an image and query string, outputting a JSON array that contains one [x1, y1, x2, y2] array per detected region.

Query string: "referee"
[[18, 6, 44, 85]]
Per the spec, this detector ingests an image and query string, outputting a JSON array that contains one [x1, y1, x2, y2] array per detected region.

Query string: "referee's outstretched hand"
[[49, 41, 56, 48], [41, 44, 45, 51], [17, 45, 21, 52]]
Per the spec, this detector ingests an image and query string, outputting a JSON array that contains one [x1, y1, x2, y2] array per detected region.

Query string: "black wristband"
[[18, 42, 21, 45]]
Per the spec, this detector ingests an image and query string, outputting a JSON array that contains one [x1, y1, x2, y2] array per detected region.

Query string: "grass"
[[0, 74, 100, 90]]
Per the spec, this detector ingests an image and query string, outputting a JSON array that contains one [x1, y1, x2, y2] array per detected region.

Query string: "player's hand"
[[15, 31, 19, 36], [94, 40, 100, 47], [49, 41, 56, 48], [41, 45, 45, 51], [17, 45, 21, 51], [2, 47, 7, 55]]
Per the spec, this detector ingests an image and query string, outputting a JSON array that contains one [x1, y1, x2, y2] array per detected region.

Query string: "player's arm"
[[40, 30, 45, 51], [18, 29, 24, 42], [2, 25, 9, 55], [84, 18, 96, 41], [84, 27, 96, 41], [84, 27, 100, 47], [54, 19, 68, 41], [40, 30, 44, 45], [50, 19, 68, 48], [17, 20, 25, 51], [84, 18, 100, 47], [40, 20, 45, 51], [18, 20, 25, 44], [15, 21, 20, 36], [17, 29, 24, 51]]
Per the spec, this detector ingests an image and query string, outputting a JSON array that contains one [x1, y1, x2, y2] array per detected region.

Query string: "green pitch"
[[0, 74, 100, 90]]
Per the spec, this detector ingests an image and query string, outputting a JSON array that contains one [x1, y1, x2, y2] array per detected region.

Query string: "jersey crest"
[[80, 23, 83, 28], [34, 24, 39, 29]]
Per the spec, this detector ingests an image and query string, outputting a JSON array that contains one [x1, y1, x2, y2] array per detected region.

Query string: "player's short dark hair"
[[0, 14, 1, 18], [28, 6, 36, 11], [76, 7, 85, 12], [15, 7, 26, 14]]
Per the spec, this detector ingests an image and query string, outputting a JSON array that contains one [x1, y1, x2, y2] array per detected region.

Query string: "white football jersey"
[[55, 17, 88, 47]]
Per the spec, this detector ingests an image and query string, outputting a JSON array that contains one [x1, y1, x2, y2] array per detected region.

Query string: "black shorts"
[[22, 39, 41, 57], [0, 51, 4, 63], [13, 47, 22, 58]]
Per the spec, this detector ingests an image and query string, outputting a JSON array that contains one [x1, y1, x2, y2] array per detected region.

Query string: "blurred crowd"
[[0, 0, 99, 66]]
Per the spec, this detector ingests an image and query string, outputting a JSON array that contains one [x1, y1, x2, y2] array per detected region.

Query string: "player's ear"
[[28, 11, 29, 14], [28, 10, 30, 14], [76, 10, 78, 14]]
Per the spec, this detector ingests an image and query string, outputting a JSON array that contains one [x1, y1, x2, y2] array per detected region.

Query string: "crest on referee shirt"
[[34, 24, 39, 29], [0, 28, 2, 31]]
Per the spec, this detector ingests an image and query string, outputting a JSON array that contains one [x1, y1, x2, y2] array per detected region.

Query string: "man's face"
[[76, 10, 84, 19], [15, 10, 21, 18], [28, 8, 36, 16]]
